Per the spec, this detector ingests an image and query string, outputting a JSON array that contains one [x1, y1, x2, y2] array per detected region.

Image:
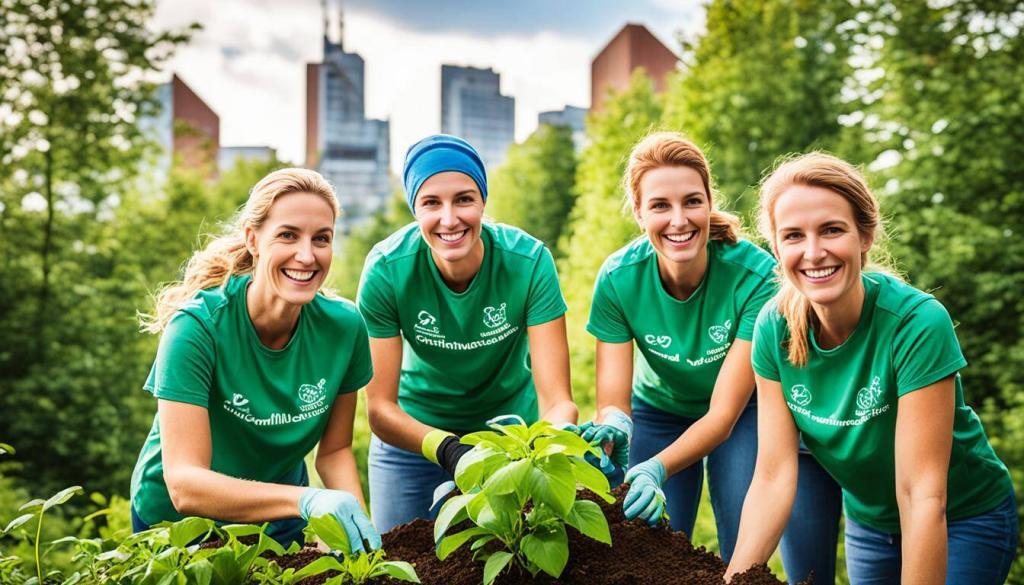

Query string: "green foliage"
[[487, 124, 579, 254], [434, 420, 612, 584], [557, 72, 663, 408], [298, 516, 419, 584], [328, 191, 410, 300]]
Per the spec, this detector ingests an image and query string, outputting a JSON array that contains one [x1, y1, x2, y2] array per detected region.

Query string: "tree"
[[486, 124, 578, 254], [557, 72, 663, 407]]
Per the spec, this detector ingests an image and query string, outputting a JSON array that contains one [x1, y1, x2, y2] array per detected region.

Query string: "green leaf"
[[483, 551, 514, 585], [221, 524, 263, 539], [305, 515, 350, 553], [376, 561, 421, 583], [18, 499, 45, 512], [434, 493, 475, 542], [569, 458, 614, 502], [481, 458, 531, 496], [565, 500, 611, 545], [0, 443, 15, 456], [3, 513, 35, 534], [168, 517, 214, 548], [437, 527, 491, 561], [43, 486, 83, 511], [290, 556, 345, 580], [520, 524, 568, 578], [525, 456, 576, 517], [488, 422, 530, 443], [454, 447, 507, 491], [183, 559, 213, 585], [470, 534, 497, 551]]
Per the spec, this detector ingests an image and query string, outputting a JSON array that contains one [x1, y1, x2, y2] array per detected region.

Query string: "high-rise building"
[[306, 3, 391, 233], [591, 24, 678, 112], [218, 146, 277, 172], [440, 65, 515, 169], [145, 73, 220, 178], [538, 105, 588, 151]]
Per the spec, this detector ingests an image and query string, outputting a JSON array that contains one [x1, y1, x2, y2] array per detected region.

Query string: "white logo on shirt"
[[855, 377, 883, 415], [644, 334, 672, 348], [415, 310, 442, 336], [790, 384, 812, 406], [708, 320, 732, 344], [231, 393, 250, 412], [298, 378, 326, 404], [483, 303, 507, 328]]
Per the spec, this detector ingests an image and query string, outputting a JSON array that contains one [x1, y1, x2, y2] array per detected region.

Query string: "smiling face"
[[772, 184, 873, 309], [414, 171, 485, 264], [635, 165, 711, 267], [246, 191, 335, 307]]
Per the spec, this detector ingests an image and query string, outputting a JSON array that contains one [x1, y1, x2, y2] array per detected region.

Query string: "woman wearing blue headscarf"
[[357, 134, 579, 532]]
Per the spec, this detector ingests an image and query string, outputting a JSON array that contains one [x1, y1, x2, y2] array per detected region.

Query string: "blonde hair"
[[758, 152, 884, 367], [141, 168, 339, 333], [625, 132, 741, 243]]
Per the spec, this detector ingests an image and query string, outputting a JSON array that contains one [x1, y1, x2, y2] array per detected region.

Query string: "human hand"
[[298, 488, 381, 554]]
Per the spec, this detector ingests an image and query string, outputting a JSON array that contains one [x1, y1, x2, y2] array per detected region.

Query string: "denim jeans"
[[368, 433, 454, 534], [130, 462, 309, 547], [844, 491, 1019, 585], [630, 397, 843, 584]]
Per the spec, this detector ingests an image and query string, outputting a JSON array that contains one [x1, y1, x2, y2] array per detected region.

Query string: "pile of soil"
[[268, 484, 807, 585]]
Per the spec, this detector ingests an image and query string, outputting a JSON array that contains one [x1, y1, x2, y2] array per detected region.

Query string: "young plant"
[[2, 483, 82, 585], [434, 419, 614, 584], [282, 515, 420, 584]]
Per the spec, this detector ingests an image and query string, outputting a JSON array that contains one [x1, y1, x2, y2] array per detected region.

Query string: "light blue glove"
[[298, 488, 381, 554], [623, 458, 667, 526], [579, 406, 633, 468], [486, 413, 527, 428]]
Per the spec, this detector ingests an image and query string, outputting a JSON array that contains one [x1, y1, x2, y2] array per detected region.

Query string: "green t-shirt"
[[752, 272, 1012, 532], [130, 274, 373, 525], [357, 222, 567, 431], [587, 238, 777, 418]]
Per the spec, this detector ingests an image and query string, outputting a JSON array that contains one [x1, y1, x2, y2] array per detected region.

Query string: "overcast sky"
[[152, 0, 705, 172]]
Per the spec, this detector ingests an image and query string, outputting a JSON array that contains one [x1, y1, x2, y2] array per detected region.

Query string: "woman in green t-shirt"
[[129, 169, 379, 552], [726, 153, 1017, 584], [580, 133, 841, 582], [357, 134, 578, 533]]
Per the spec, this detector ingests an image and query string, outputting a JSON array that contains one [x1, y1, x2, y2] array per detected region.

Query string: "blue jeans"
[[130, 462, 309, 547], [368, 433, 453, 534], [844, 492, 1019, 584], [630, 397, 843, 584]]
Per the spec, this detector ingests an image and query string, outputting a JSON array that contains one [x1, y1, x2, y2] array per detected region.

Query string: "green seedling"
[[295, 515, 420, 584], [434, 420, 614, 584], [2, 484, 83, 584]]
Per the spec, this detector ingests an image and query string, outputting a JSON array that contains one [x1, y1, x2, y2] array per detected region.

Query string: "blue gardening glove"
[[487, 413, 527, 427], [623, 458, 667, 526], [579, 406, 633, 468], [298, 488, 381, 554]]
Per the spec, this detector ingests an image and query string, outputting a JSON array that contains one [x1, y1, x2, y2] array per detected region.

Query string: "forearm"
[[540, 397, 578, 426], [165, 465, 305, 523], [316, 446, 367, 509], [899, 496, 947, 584], [367, 398, 436, 453], [658, 412, 731, 476], [725, 466, 797, 579]]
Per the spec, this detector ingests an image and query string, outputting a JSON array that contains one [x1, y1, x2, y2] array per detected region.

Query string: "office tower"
[[306, 3, 391, 232], [591, 24, 678, 112], [441, 65, 515, 169], [538, 105, 588, 151]]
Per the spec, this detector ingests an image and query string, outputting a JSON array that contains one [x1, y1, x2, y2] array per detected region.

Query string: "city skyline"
[[151, 0, 703, 172]]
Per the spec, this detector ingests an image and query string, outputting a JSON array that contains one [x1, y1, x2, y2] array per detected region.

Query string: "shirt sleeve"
[[893, 298, 967, 396], [339, 312, 374, 393], [525, 246, 568, 326], [143, 311, 215, 408], [751, 302, 782, 381], [356, 250, 401, 338], [736, 274, 778, 341], [585, 265, 632, 343]]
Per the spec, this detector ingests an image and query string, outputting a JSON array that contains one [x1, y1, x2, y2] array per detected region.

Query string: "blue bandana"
[[402, 134, 487, 212]]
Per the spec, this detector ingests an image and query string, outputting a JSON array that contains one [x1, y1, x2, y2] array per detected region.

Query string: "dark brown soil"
[[240, 485, 804, 584]]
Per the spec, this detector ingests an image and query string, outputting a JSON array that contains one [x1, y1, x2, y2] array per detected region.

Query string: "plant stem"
[[34, 511, 43, 584]]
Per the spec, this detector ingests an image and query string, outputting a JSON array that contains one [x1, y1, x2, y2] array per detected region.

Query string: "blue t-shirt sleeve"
[[586, 266, 632, 343], [356, 251, 401, 338], [737, 274, 778, 341], [143, 311, 215, 408], [339, 312, 374, 393], [892, 298, 967, 396], [525, 247, 568, 326], [751, 302, 782, 381]]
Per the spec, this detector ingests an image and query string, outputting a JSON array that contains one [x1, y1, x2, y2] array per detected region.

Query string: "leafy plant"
[[271, 515, 420, 584], [434, 420, 614, 584], [1, 477, 82, 585]]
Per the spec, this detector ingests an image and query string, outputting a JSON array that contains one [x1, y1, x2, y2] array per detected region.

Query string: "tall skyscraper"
[[306, 2, 391, 233], [591, 24, 678, 112], [538, 105, 588, 151], [440, 65, 515, 169]]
